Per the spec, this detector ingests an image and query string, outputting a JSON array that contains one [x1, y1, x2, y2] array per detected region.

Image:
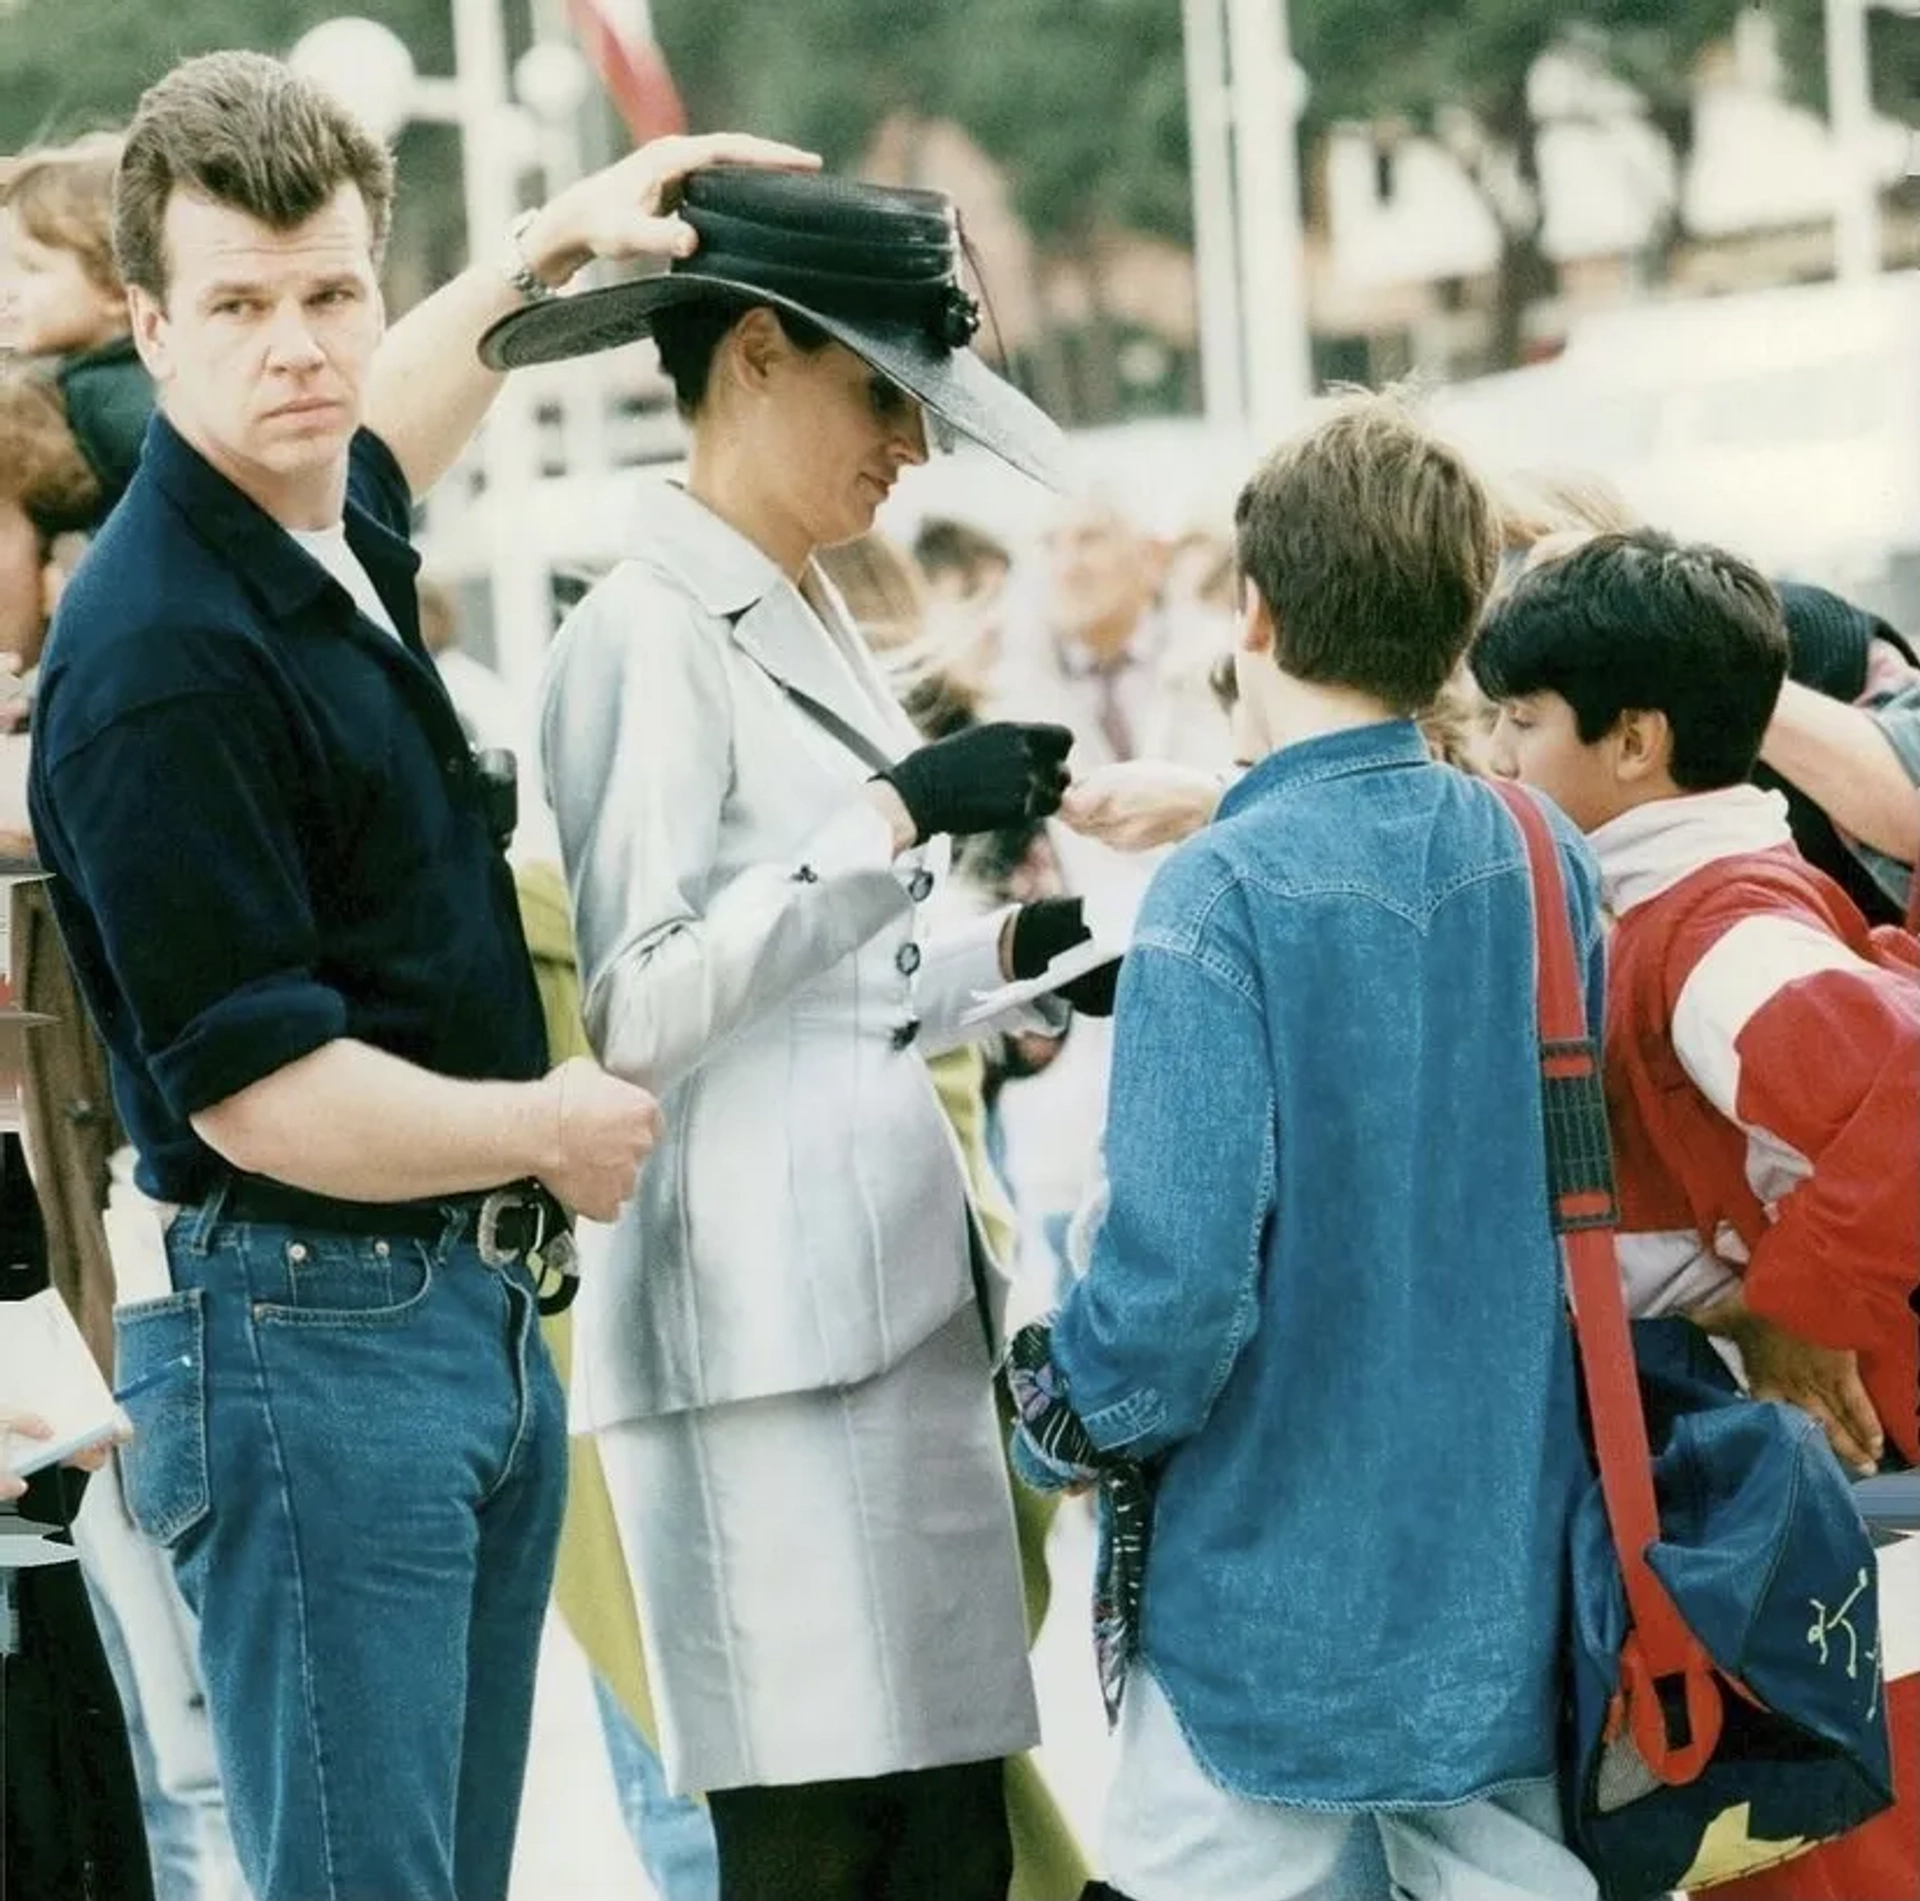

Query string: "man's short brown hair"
[[113, 50, 395, 301], [1234, 393, 1499, 714], [1, 133, 124, 296], [0, 368, 102, 540]]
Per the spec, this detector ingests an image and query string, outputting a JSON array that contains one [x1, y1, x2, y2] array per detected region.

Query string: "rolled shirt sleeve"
[[41, 689, 348, 1120]]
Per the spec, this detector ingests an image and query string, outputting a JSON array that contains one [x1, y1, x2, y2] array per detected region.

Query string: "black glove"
[[878, 721, 1073, 844], [1007, 897, 1124, 1017]]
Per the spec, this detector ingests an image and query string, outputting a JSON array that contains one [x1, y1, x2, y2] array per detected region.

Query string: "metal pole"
[[1182, 0, 1246, 429], [1226, 0, 1313, 440], [451, 0, 554, 694], [1826, 0, 1879, 280]]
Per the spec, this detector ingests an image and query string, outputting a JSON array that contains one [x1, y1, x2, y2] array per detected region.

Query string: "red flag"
[[564, 0, 688, 144]]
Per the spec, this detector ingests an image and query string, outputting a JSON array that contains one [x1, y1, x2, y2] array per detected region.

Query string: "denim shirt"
[[1050, 721, 1605, 1808]]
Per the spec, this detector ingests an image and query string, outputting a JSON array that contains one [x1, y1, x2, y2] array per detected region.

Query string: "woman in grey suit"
[[480, 172, 1109, 1899]]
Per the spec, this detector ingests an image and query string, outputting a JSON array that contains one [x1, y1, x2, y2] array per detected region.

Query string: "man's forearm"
[[1760, 681, 1920, 863], [363, 201, 583, 498], [191, 1038, 558, 1202]]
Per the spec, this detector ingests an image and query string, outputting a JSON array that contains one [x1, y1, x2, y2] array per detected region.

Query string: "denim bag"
[[1496, 783, 1893, 1901]]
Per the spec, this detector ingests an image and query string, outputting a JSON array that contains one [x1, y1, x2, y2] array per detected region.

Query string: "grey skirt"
[[597, 1303, 1041, 1794]]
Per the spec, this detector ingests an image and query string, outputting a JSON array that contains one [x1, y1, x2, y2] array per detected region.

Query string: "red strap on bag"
[[1904, 806, 1919, 933], [1490, 780, 1723, 1784]]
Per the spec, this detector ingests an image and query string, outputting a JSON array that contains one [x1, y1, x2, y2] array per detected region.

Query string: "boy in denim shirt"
[[1012, 396, 1602, 1901]]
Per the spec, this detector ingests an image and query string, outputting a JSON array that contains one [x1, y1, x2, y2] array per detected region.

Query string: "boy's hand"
[[1060, 761, 1224, 852], [1690, 1291, 1884, 1474]]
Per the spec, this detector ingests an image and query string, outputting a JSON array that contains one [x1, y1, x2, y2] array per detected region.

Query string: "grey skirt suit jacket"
[[540, 481, 1052, 1434]]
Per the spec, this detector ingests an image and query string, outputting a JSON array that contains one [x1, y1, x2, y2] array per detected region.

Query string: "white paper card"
[[959, 933, 1125, 1027], [0, 1288, 125, 1479]]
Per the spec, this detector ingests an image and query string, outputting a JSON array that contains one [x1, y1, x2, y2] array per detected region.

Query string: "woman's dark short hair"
[[913, 516, 1009, 593], [651, 298, 830, 418], [1471, 529, 1788, 791]]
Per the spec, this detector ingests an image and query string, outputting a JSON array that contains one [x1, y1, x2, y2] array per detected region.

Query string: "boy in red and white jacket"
[[1475, 529, 1918, 1901]]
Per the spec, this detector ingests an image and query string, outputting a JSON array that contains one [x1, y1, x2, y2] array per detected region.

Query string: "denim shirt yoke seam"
[[1226, 851, 1527, 932]]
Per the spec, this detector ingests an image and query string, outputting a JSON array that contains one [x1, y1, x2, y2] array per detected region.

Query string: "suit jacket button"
[[907, 869, 935, 903], [890, 1017, 921, 1050], [895, 941, 922, 977]]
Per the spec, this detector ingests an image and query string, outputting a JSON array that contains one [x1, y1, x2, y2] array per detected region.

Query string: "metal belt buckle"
[[475, 1187, 534, 1268]]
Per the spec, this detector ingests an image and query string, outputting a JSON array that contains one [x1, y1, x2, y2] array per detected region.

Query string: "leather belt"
[[217, 1177, 579, 1312]]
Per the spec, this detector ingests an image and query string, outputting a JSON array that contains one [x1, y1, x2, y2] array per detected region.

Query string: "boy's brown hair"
[[1, 133, 124, 296], [0, 369, 103, 540], [113, 50, 395, 302], [1233, 392, 1499, 714]]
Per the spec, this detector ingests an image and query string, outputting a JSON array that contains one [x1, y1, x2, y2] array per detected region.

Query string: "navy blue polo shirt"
[[28, 414, 548, 1203]]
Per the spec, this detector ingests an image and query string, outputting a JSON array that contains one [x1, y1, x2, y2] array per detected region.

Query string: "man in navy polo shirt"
[[27, 48, 816, 1901]]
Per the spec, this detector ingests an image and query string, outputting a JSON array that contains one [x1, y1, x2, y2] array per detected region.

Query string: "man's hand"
[[369, 133, 819, 497], [1059, 760, 1224, 852], [538, 1057, 665, 1224], [1, 1410, 122, 1500], [1691, 1290, 1885, 1475], [520, 132, 822, 289]]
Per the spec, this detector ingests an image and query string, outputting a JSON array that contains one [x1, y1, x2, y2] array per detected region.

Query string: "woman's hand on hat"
[[524, 133, 823, 289]]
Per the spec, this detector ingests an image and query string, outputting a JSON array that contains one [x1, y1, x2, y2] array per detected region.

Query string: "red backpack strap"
[[1905, 810, 1919, 934], [1489, 780, 1721, 1783]]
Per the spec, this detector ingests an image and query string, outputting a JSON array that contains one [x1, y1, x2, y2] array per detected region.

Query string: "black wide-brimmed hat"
[[478, 169, 1065, 488]]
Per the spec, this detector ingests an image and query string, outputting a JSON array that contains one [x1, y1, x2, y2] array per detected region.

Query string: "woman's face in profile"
[[765, 340, 930, 552]]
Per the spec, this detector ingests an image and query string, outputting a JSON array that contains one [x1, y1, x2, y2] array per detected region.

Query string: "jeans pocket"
[[112, 1290, 210, 1547], [251, 1229, 435, 1329]]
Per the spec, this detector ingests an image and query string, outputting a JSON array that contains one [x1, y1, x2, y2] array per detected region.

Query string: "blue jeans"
[[590, 1673, 719, 1901], [82, 1569, 206, 1901], [113, 1190, 568, 1901]]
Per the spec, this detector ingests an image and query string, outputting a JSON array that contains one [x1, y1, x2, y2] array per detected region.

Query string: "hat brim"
[[478, 272, 1065, 490]]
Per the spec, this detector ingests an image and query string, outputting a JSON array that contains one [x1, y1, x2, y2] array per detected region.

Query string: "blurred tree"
[[0, 0, 454, 149], [656, 0, 1847, 380], [657, 0, 1188, 240], [1292, 0, 1783, 366], [0, 0, 463, 310], [655, 0, 1191, 417], [8, 0, 1904, 387]]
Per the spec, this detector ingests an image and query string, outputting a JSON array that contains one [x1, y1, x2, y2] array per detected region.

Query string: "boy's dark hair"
[[1233, 392, 1499, 714], [114, 51, 395, 302], [1471, 530, 1789, 792], [913, 516, 1009, 591], [650, 298, 830, 418]]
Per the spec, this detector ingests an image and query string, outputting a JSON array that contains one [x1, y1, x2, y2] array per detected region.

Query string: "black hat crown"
[[676, 170, 980, 350], [475, 163, 1063, 486]]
